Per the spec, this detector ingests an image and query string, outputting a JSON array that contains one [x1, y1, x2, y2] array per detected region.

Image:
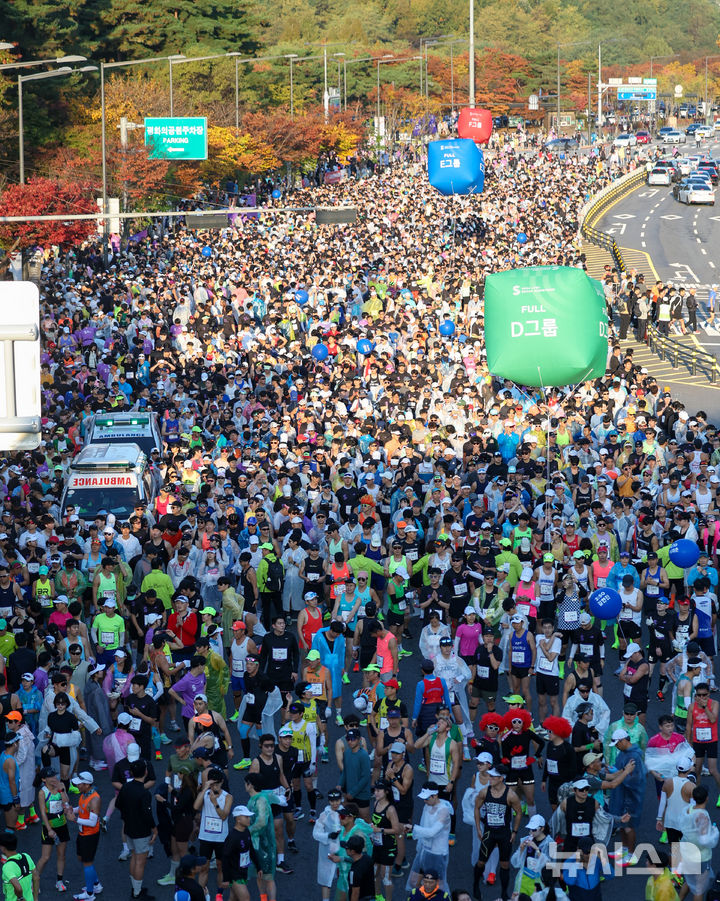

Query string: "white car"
[[614, 133, 638, 147], [696, 125, 714, 138], [663, 130, 687, 144], [678, 182, 715, 204], [648, 167, 673, 185], [676, 157, 694, 175]]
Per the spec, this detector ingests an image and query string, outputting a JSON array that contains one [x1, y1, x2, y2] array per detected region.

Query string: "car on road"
[[663, 129, 687, 144], [677, 181, 715, 204], [672, 176, 711, 198], [648, 166, 673, 186], [635, 130, 651, 144], [685, 122, 701, 135], [675, 157, 694, 175], [697, 161, 719, 184], [543, 137, 579, 152], [492, 115, 509, 128], [613, 132, 637, 148], [696, 125, 714, 139], [657, 126, 675, 139]]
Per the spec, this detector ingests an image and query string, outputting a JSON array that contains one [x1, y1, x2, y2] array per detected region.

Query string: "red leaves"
[[0, 177, 96, 251]]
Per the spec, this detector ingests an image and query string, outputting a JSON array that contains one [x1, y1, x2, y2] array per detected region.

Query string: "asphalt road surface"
[[596, 134, 720, 351], [22, 622, 712, 901]]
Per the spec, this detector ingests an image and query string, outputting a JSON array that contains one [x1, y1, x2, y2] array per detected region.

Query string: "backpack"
[[265, 557, 284, 593]]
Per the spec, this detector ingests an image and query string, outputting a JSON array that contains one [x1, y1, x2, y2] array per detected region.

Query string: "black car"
[[544, 137, 580, 152], [492, 115, 509, 128]]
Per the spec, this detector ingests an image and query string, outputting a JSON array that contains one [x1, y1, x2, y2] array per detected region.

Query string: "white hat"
[[127, 743, 141, 762], [464, 606, 477, 615], [521, 567, 533, 581], [676, 755, 695, 772], [526, 814, 546, 830], [418, 786, 439, 799], [610, 728, 630, 746], [394, 567, 409, 580], [572, 778, 591, 789], [232, 805, 254, 817], [487, 768, 503, 777], [510, 613, 525, 624], [88, 663, 106, 676], [72, 771, 94, 785], [103, 598, 117, 608], [579, 612, 592, 625], [624, 642, 642, 658], [475, 751, 494, 764], [118, 712, 133, 725]]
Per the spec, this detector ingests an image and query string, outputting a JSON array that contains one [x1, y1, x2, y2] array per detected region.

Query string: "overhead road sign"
[[144, 117, 208, 160]]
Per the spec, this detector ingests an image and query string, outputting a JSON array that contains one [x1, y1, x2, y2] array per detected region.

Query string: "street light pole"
[[0, 54, 86, 72], [235, 56, 239, 133], [469, 0, 475, 106], [169, 57, 174, 116], [323, 45, 328, 122]]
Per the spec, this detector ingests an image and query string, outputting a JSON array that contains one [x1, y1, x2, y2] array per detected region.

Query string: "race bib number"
[[487, 811, 505, 827], [273, 648, 288, 661], [476, 666, 490, 679], [232, 661, 245, 676], [429, 757, 446, 775], [511, 755, 527, 770], [48, 799, 63, 814], [40, 595, 53, 608], [619, 606, 633, 620], [371, 830, 383, 845], [696, 727, 712, 742], [407, 550, 418, 561], [380, 718, 389, 730], [204, 815, 222, 833], [309, 683, 323, 696], [101, 631, 115, 645], [580, 644, 593, 657], [245, 693, 255, 705], [571, 822, 590, 837], [454, 583, 468, 596], [546, 759, 558, 775], [596, 577, 607, 588], [307, 573, 320, 581], [512, 651, 526, 664], [376, 655, 384, 668], [397, 600, 407, 611], [623, 683, 632, 697], [517, 603, 530, 617], [563, 610, 579, 624], [129, 717, 142, 732], [537, 655, 554, 673], [239, 852, 250, 868]]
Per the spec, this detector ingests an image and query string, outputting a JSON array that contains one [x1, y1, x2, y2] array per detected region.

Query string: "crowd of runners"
[[0, 136, 719, 901]]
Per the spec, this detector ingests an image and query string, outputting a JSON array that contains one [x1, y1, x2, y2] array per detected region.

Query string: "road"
[[591, 134, 720, 417], [20, 624, 708, 901]]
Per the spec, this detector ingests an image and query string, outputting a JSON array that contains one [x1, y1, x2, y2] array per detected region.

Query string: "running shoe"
[[157, 875, 176, 886], [309, 809, 317, 823], [486, 873, 496, 886], [118, 848, 131, 861], [448, 834, 455, 846], [72, 892, 94, 901], [276, 862, 294, 874], [391, 865, 403, 878], [342, 673, 350, 684], [155, 750, 163, 760], [13, 821, 26, 831], [26, 812, 40, 824], [229, 711, 239, 723], [93, 884, 103, 894], [398, 649, 413, 658], [287, 839, 298, 854], [233, 758, 252, 770], [56, 881, 68, 893], [659, 830, 668, 844], [169, 720, 180, 732], [159, 733, 172, 745], [657, 690, 664, 702], [335, 713, 344, 726], [294, 808, 305, 820]]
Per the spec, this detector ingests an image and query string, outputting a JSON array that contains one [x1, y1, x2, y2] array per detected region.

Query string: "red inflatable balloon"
[[457, 108, 493, 144]]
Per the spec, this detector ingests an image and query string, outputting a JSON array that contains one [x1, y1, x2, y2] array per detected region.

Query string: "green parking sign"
[[144, 117, 208, 160]]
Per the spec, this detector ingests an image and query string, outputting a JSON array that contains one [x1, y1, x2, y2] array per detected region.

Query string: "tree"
[[0, 177, 96, 251], [200, 126, 279, 183]]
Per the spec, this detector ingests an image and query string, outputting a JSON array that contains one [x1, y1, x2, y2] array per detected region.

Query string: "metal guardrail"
[[579, 168, 648, 271], [646, 322, 720, 383]]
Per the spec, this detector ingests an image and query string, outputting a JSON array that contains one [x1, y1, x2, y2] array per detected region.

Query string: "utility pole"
[[598, 42, 602, 132], [323, 44, 328, 122]]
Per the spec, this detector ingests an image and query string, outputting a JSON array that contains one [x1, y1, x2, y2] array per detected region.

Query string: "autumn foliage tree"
[[0, 177, 96, 253]]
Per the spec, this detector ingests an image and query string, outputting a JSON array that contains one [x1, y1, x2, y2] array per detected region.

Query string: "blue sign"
[[618, 87, 656, 101], [427, 139, 485, 196]]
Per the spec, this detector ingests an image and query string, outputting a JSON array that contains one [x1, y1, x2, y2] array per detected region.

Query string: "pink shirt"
[[647, 732, 685, 751], [455, 622, 483, 657]]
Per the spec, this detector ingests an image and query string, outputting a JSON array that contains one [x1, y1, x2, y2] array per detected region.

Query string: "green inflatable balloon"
[[484, 266, 608, 387]]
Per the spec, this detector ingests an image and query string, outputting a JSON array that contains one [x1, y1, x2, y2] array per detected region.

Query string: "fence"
[[578, 167, 647, 270], [646, 322, 720, 382]]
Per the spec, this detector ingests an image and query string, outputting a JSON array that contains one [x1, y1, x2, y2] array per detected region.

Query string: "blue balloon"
[[294, 289, 309, 305], [201, 246, 212, 258], [439, 320, 456, 337], [588, 588, 622, 620], [357, 338, 374, 355], [311, 343, 329, 361], [388, 331, 400, 344], [517, 232, 528, 244], [427, 139, 485, 196], [669, 539, 700, 569], [272, 189, 282, 199]]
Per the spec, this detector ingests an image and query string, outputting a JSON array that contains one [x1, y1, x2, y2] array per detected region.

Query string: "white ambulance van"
[[60, 443, 157, 521]]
